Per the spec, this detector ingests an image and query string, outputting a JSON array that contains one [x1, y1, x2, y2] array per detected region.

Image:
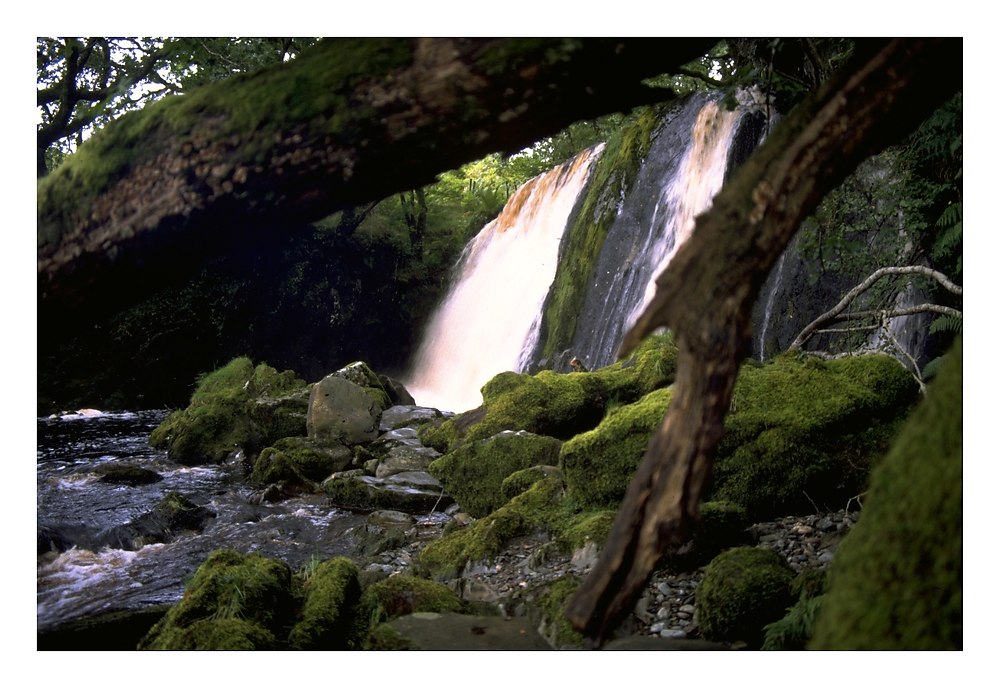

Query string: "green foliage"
[[761, 594, 825, 651], [810, 341, 962, 649], [696, 546, 796, 647]]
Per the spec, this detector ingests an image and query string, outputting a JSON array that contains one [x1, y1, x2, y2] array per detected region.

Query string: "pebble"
[[365, 506, 859, 645]]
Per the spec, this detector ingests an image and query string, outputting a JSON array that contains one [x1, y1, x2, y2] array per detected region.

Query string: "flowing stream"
[[36, 411, 369, 634]]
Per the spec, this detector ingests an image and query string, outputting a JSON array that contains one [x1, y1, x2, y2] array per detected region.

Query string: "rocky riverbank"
[[352, 500, 858, 649]]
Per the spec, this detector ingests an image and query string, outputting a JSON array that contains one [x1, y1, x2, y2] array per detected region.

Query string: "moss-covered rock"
[[138, 549, 293, 650], [429, 430, 562, 517], [696, 546, 796, 647], [418, 332, 677, 453], [251, 436, 353, 486], [500, 465, 564, 502], [104, 491, 216, 550], [288, 556, 364, 650], [416, 473, 614, 580], [359, 575, 466, 643], [534, 575, 587, 649], [711, 352, 919, 520], [323, 469, 453, 514], [560, 386, 673, 508], [416, 476, 566, 579], [666, 500, 753, 570], [809, 342, 962, 650], [149, 357, 308, 465], [156, 617, 278, 650]]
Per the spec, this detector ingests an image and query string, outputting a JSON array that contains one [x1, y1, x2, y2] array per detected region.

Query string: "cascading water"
[[568, 95, 758, 369], [404, 144, 604, 413]]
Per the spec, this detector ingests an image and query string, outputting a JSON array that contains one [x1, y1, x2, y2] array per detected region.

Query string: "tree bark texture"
[[564, 38, 963, 643], [38, 37, 717, 313]]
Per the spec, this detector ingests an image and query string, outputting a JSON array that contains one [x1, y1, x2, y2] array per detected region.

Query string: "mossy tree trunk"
[[38, 37, 717, 317], [564, 38, 963, 643]]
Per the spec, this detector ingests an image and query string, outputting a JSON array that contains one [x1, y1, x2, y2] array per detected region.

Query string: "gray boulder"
[[307, 375, 382, 445]]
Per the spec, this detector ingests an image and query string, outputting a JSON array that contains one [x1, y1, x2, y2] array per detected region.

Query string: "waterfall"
[[404, 145, 604, 412], [569, 95, 752, 369]]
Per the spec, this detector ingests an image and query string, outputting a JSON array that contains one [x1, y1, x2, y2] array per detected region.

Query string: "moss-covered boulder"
[[500, 465, 564, 502], [418, 333, 677, 453], [152, 618, 278, 650], [533, 575, 587, 649], [809, 342, 962, 649], [360, 575, 466, 644], [149, 357, 308, 465], [696, 546, 796, 647], [323, 469, 453, 514], [712, 352, 918, 520], [139, 549, 294, 650], [288, 557, 364, 650], [666, 500, 753, 570], [429, 430, 562, 517], [560, 386, 673, 508], [417, 476, 567, 580], [251, 436, 353, 486]]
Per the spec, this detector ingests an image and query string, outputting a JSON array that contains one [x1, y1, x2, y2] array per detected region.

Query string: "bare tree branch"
[[789, 265, 962, 351], [564, 38, 962, 643]]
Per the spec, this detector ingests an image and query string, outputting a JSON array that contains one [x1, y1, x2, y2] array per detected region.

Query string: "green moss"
[[710, 352, 919, 519], [809, 342, 962, 650], [287, 556, 363, 650], [560, 386, 673, 508], [139, 549, 293, 650], [38, 39, 415, 248], [666, 500, 752, 570], [365, 622, 418, 650], [251, 436, 352, 485], [501, 465, 563, 502], [418, 332, 677, 454], [557, 510, 616, 553], [416, 476, 566, 579], [536, 106, 665, 358], [158, 617, 278, 650], [429, 431, 562, 517], [149, 357, 308, 465], [360, 575, 465, 637], [696, 546, 796, 647], [535, 576, 586, 648]]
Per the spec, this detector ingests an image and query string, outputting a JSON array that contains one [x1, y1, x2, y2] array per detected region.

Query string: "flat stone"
[[377, 613, 551, 650]]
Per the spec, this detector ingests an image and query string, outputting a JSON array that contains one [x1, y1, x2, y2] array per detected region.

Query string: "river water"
[[36, 410, 370, 634]]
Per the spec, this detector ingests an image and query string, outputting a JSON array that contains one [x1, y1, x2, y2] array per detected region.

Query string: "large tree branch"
[[789, 265, 963, 350], [38, 37, 717, 315], [565, 38, 962, 643]]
